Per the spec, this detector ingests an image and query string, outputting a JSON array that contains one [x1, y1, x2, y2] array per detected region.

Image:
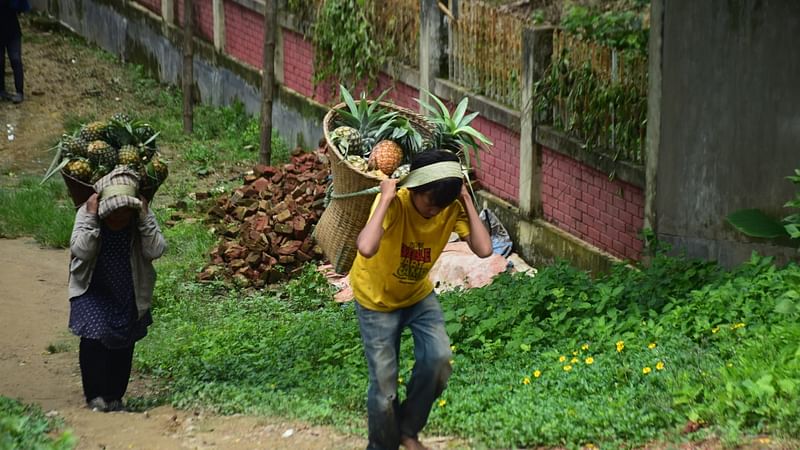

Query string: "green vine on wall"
[[534, 3, 649, 164], [310, 0, 394, 92]]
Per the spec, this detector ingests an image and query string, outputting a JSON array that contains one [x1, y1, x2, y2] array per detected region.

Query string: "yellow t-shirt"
[[350, 188, 471, 312]]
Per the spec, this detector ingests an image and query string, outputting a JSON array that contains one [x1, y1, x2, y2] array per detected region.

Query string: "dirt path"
[[0, 238, 367, 449]]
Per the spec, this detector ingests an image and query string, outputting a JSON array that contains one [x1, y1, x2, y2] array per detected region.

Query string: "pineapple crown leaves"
[[337, 85, 398, 134], [417, 90, 493, 170], [106, 118, 160, 149], [335, 85, 404, 157], [386, 116, 424, 161], [42, 131, 80, 183]]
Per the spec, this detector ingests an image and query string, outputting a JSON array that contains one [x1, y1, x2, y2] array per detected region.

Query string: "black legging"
[[0, 33, 23, 95], [78, 338, 135, 404]]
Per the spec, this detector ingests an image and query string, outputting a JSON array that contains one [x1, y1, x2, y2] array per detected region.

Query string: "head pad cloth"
[[94, 166, 142, 219], [399, 161, 464, 188]]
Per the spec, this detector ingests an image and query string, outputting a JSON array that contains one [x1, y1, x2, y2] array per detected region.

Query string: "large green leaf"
[[726, 209, 788, 239]]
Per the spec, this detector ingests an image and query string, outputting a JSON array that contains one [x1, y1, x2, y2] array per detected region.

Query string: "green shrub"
[[0, 396, 75, 450]]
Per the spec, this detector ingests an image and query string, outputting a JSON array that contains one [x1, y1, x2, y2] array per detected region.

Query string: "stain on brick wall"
[[541, 147, 644, 260], [223, 1, 265, 68], [135, 0, 161, 15]]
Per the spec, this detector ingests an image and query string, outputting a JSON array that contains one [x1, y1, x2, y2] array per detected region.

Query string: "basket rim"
[[323, 101, 434, 181]]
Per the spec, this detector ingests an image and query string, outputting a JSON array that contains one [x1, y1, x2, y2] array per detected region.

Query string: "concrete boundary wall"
[[648, 0, 799, 267]]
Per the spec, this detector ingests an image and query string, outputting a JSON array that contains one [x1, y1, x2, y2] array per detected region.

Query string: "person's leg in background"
[[5, 33, 23, 103], [0, 40, 8, 99]]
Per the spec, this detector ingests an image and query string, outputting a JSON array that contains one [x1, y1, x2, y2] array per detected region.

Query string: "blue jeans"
[[355, 292, 453, 450]]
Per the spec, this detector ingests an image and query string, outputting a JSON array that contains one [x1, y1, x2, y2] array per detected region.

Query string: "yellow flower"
[[757, 437, 771, 444], [559, 355, 567, 362], [656, 361, 665, 371], [616, 341, 625, 352], [572, 350, 578, 356], [643, 366, 652, 375], [581, 344, 589, 351], [450, 345, 457, 352], [533, 370, 541, 378], [571, 357, 579, 364], [585, 357, 594, 365], [732, 322, 746, 329], [563, 365, 573, 372], [712, 326, 720, 334], [398, 377, 404, 384], [438, 399, 446, 407], [522, 377, 531, 385], [648, 343, 657, 349]]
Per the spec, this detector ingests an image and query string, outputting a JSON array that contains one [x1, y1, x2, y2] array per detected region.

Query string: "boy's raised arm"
[[459, 184, 493, 258], [356, 178, 398, 258]]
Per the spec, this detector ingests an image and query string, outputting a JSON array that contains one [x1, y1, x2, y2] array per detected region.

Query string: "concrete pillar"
[[213, 0, 225, 52], [644, 0, 663, 234], [161, 0, 174, 24], [519, 26, 553, 218], [419, 0, 448, 109]]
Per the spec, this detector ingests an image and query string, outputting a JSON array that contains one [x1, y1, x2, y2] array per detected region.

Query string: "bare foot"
[[400, 435, 429, 450]]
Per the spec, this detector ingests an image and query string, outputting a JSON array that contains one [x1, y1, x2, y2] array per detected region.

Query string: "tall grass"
[[0, 178, 75, 247]]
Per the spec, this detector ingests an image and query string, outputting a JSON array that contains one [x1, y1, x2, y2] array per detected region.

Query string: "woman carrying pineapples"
[[351, 150, 492, 450], [67, 167, 166, 412]]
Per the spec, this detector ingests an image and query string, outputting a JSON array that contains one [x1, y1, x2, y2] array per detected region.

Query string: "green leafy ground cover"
[[137, 223, 800, 448], [0, 396, 75, 450]]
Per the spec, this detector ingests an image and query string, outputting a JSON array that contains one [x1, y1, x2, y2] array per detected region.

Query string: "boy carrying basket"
[[350, 150, 493, 450]]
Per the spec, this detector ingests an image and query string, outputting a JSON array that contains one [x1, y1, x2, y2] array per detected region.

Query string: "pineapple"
[[118, 145, 140, 166], [135, 123, 158, 148], [90, 165, 111, 184], [335, 86, 397, 158], [368, 140, 403, 175], [64, 158, 93, 182], [151, 154, 169, 183], [111, 112, 133, 124], [87, 140, 118, 168], [61, 134, 88, 158], [79, 121, 108, 143], [141, 154, 169, 190], [330, 126, 362, 157]]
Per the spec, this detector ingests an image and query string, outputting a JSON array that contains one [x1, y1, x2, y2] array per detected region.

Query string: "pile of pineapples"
[[328, 87, 425, 179], [45, 113, 168, 191]]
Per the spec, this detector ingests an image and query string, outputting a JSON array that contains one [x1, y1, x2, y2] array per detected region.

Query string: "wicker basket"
[[62, 170, 158, 207], [314, 102, 435, 274]]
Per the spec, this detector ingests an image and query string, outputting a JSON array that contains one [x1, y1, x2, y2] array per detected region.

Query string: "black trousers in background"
[[0, 34, 24, 95], [78, 338, 135, 404]]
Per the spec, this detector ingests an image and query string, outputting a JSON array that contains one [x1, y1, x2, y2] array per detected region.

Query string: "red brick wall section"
[[135, 0, 161, 15], [471, 116, 520, 203], [223, 1, 265, 68], [195, 0, 214, 43], [282, 29, 424, 109], [541, 147, 644, 260], [282, 29, 315, 98]]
